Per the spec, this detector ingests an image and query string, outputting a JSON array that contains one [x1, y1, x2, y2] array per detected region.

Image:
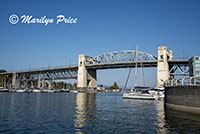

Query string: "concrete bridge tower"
[[77, 54, 97, 91], [157, 46, 173, 87]]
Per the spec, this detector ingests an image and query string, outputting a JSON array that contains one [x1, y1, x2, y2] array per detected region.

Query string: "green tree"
[[113, 81, 119, 89], [109, 81, 119, 89]]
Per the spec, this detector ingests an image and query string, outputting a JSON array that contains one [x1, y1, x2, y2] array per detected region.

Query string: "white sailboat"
[[123, 91, 158, 100], [123, 45, 159, 100]]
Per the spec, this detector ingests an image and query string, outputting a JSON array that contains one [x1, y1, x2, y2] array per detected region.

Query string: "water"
[[0, 92, 200, 134]]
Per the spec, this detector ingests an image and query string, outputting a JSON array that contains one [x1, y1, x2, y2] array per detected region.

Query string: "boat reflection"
[[74, 93, 96, 134]]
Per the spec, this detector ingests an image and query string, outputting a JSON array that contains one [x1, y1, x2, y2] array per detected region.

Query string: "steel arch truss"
[[87, 50, 157, 64]]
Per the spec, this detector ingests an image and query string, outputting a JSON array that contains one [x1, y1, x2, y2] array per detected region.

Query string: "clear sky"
[[0, 0, 200, 88]]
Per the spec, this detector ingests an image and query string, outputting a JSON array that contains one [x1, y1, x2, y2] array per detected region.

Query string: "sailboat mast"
[[135, 44, 138, 88], [140, 56, 143, 87], [141, 61, 145, 87]]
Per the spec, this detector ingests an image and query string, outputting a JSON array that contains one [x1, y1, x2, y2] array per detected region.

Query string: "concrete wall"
[[165, 85, 200, 114]]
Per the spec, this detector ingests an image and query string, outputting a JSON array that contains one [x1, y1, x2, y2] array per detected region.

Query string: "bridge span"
[[0, 46, 190, 90], [85, 59, 188, 70]]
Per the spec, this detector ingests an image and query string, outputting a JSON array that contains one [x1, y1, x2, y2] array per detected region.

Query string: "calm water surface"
[[0, 93, 200, 134]]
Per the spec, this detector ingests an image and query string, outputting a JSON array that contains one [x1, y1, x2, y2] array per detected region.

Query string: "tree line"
[[0, 70, 7, 87], [1, 69, 121, 90]]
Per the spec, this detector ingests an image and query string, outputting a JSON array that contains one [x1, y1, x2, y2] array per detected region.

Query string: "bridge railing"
[[165, 77, 200, 86]]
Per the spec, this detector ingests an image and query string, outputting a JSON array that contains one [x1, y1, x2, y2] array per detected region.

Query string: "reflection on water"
[[156, 100, 168, 134], [74, 93, 96, 133], [122, 99, 163, 133], [0, 92, 200, 134]]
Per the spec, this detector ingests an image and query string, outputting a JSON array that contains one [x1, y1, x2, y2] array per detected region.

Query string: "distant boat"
[[26, 89, 32, 93], [32, 88, 42, 93], [42, 89, 55, 93], [71, 90, 78, 93], [9, 89, 16, 92], [16, 89, 26, 93], [61, 89, 70, 92], [0, 87, 9, 92]]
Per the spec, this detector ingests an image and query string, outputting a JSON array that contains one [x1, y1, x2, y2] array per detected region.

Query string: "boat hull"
[[0, 89, 9, 92], [16, 90, 26, 93], [32, 90, 41, 93], [123, 92, 158, 100], [123, 95, 156, 100]]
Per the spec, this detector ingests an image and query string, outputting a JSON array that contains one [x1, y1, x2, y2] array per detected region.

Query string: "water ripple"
[[0, 92, 200, 134]]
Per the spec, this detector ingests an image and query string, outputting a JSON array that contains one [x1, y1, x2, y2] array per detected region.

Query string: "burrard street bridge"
[[0, 46, 190, 90]]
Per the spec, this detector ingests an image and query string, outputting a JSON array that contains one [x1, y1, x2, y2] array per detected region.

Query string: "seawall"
[[165, 85, 200, 115]]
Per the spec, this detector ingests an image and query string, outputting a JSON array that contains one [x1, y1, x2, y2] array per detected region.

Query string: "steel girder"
[[169, 64, 189, 76], [17, 69, 78, 81], [87, 50, 157, 64]]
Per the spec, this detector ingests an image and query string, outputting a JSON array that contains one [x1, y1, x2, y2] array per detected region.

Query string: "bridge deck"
[[86, 59, 189, 70], [0, 59, 189, 75], [0, 66, 78, 75], [86, 60, 157, 69]]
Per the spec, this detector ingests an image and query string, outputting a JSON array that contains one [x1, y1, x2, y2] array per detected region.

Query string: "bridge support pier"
[[157, 46, 173, 88], [77, 54, 97, 91], [19, 80, 22, 88], [38, 80, 40, 88], [48, 80, 52, 90], [31, 81, 34, 89], [42, 79, 46, 89], [38, 75, 41, 88], [4, 76, 6, 88], [11, 72, 19, 89], [87, 69, 97, 89], [24, 80, 27, 89]]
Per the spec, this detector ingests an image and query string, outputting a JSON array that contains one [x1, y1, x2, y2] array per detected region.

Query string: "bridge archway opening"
[[97, 67, 157, 90]]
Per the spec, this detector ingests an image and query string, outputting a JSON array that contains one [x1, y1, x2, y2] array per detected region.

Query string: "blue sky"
[[0, 0, 200, 87]]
